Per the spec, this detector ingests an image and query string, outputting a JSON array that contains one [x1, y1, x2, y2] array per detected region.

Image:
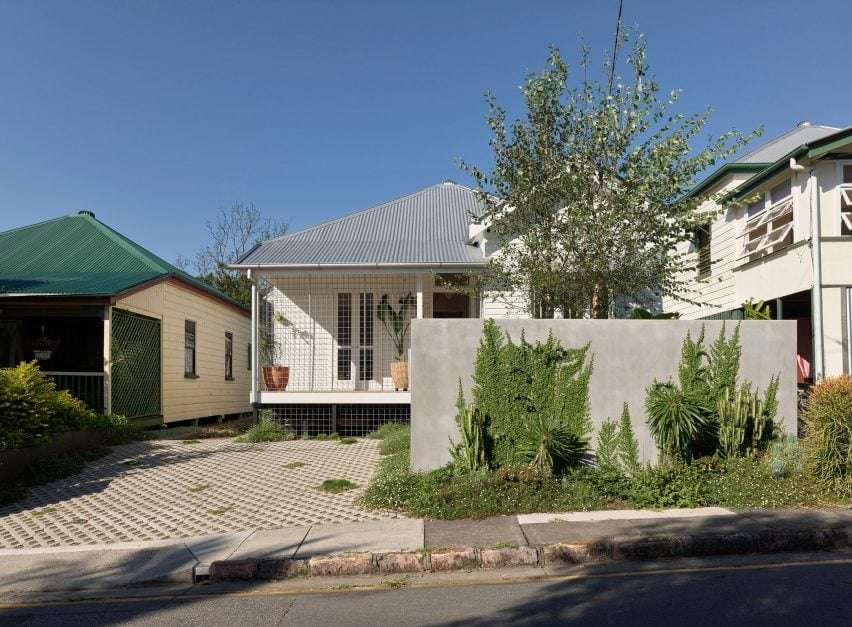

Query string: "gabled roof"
[[734, 123, 840, 164], [687, 123, 846, 200], [234, 182, 487, 268], [0, 211, 245, 309]]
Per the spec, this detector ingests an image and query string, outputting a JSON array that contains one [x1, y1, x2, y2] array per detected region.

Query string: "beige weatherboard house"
[[231, 181, 531, 435], [0, 211, 252, 424], [663, 122, 852, 381]]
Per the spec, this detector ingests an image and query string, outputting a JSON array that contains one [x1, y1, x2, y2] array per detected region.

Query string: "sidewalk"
[[1, 508, 849, 598]]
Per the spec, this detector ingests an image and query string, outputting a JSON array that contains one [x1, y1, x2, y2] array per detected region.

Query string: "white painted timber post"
[[249, 269, 259, 404], [415, 274, 424, 319], [102, 305, 112, 414]]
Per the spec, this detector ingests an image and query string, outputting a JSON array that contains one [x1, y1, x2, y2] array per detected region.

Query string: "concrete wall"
[[410, 319, 798, 471]]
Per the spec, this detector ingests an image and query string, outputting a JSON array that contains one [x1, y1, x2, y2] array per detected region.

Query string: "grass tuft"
[[339, 437, 358, 445], [318, 479, 358, 493], [283, 461, 306, 469], [235, 420, 294, 443]]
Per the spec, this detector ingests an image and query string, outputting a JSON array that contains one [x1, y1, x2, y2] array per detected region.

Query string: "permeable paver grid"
[[0, 438, 400, 549]]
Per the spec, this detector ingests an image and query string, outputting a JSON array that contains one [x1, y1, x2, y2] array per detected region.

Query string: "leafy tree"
[[463, 32, 760, 317], [178, 202, 288, 307]]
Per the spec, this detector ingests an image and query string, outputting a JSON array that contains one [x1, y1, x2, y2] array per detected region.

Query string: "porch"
[[250, 271, 479, 405]]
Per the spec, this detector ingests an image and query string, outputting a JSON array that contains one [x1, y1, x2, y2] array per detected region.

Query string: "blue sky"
[[1, 1, 850, 264]]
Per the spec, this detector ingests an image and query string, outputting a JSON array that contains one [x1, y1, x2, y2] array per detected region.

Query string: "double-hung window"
[[695, 225, 711, 279], [184, 320, 197, 378]]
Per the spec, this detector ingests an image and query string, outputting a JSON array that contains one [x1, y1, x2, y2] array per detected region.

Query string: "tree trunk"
[[591, 283, 609, 319]]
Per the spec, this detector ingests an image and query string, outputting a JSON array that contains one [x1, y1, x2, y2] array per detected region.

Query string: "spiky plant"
[[595, 419, 619, 472], [802, 376, 852, 493], [516, 414, 587, 474], [645, 382, 708, 460], [616, 403, 641, 476], [716, 385, 769, 457]]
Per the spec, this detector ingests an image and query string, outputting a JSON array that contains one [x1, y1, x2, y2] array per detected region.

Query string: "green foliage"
[[318, 479, 358, 493], [449, 382, 489, 472], [802, 376, 852, 494], [471, 320, 591, 469], [645, 383, 708, 460], [0, 361, 123, 450], [377, 293, 417, 361], [236, 419, 293, 443], [365, 422, 410, 456], [516, 414, 587, 473], [764, 434, 804, 479], [462, 33, 760, 317], [617, 403, 641, 476], [595, 420, 620, 472], [743, 299, 772, 320], [645, 324, 780, 461], [716, 384, 774, 457], [629, 309, 679, 320]]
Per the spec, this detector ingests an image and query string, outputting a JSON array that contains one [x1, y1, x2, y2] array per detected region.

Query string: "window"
[[184, 320, 196, 377], [746, 197, 765, 218], [247, 343, 252, 370], [696, 225, 711, 278], [742, 177, 794, 261], [337, 293, 352, 380], [359, 293, 374, 382], [842, 165, 852, 236], [769, 178, 792, 204], [225, 332, 233, 380]]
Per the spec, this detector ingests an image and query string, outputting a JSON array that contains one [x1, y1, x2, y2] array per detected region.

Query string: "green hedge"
[[0, 361, 123, 450]]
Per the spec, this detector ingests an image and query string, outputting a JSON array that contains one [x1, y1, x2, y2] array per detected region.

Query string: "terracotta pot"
[[390, 361, 408, 391], [262, 366, 290, 391]]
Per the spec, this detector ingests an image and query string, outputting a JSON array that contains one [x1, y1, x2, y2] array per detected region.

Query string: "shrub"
[[237, 419, 293, 443], [646, 382, 708, 460], [595, 419, 620, 472], [0, 361, 121, 449], [617, 403, 641, 476], [471, 320, 592, 470], [764, 434, 803, 479], [802, 376, 852, 493], [516, 414, 587, 474]]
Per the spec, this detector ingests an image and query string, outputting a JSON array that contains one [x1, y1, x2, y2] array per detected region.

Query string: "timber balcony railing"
[[44, 371, 105, 412]]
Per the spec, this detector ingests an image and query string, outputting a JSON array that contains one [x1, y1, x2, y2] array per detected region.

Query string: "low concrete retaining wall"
[[410, 320, 797, 471], [0, 428, 111, 484]]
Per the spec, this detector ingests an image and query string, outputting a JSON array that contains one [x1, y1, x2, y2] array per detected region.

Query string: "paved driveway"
[[0, 438, 399, 549]]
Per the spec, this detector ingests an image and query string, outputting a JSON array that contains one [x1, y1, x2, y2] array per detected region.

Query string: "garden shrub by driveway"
[[802, 376, 852, 495]]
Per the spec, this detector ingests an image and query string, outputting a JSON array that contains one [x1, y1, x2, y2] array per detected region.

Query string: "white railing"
[[738, 196, 794, 260]]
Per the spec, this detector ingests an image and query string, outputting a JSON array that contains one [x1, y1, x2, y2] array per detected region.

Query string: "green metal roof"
[[0, 211, 246, 310]]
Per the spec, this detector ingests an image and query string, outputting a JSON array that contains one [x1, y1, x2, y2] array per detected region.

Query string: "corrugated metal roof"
[[735, 123, 841, 164], [0, 212, 246, 309], [235, 182, 487, 267]]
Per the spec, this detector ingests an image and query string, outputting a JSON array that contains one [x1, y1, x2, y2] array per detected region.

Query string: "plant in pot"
[[378, 293, 416, 391], [260, 312, 290, 391], [29, 336, 60, 361]]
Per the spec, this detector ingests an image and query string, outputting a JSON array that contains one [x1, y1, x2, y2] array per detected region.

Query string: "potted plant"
[[378, 293, 416, 391], [29, 336, 60, 361], [260, 312, 290, 391]]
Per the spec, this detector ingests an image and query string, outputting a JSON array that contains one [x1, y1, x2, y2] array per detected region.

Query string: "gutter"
[[227, 261, 487, 272]]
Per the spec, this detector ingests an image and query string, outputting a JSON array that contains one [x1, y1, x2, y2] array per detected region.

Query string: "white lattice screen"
[[258, 273, 429, 392]]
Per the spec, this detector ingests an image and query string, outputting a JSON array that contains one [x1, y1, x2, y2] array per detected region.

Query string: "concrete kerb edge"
[[206, 525, 851, 582]]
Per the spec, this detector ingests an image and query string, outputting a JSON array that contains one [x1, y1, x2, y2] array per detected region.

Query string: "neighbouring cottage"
[[663, 121, 852, 382], [0, 211, 251, 424]]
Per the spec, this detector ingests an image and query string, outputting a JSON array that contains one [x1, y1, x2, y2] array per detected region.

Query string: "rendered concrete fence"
[[410, 320, 798, 472]]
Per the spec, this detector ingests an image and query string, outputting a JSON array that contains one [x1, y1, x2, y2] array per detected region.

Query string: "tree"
[[178, 202, 288, 307], [463, 31, 760, 318]]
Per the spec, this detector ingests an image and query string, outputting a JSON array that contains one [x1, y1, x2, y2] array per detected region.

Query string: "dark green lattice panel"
[[111, 308, 161, 418]]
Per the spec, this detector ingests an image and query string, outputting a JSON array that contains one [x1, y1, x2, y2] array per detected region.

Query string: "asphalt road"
[[2, 557, 851, 626]]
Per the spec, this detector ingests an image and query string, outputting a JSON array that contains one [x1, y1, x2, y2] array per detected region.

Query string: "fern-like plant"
[[595, 419, 619, 472], [617, 403, 641, 476]]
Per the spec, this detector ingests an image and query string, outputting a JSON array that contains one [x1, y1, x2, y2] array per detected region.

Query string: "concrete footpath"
[[1, 507, 850, 599]]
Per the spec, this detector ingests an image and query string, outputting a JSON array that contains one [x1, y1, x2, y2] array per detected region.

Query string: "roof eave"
[[228, 261, 487, 272], [685, 162, 769, 200]]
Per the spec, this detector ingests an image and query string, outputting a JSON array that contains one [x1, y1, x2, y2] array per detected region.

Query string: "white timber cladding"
[[115, 280, 252, 422], [662, 173, 755, 319], [482, 290, 531, 319], [258, 273, 434, 392]]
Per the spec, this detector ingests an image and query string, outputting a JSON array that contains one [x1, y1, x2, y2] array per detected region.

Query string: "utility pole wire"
[[607, 0, 624, 95]]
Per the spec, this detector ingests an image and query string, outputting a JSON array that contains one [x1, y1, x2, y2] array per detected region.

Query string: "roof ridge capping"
[[245, 181, 477, 247]]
